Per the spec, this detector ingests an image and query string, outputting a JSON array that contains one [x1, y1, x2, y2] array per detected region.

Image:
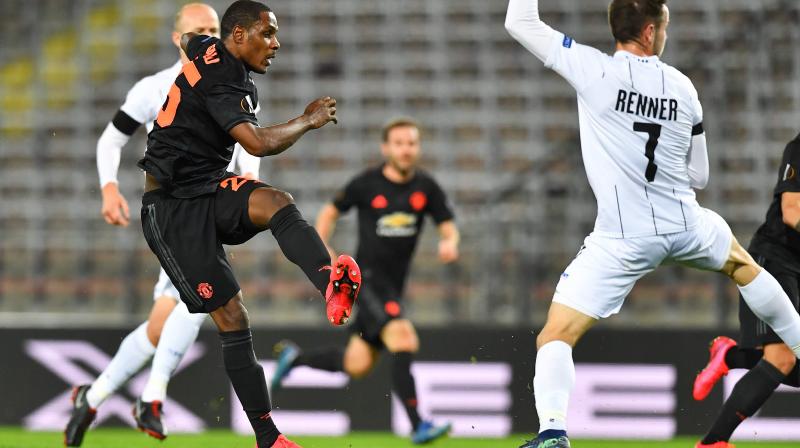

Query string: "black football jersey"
[[138, 35, 259, 198], [751, 134, 800, 271], [333, 166, 454, 293]]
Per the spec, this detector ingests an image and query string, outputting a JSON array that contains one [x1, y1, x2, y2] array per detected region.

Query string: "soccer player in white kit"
[[506, 0, 800, 446], [64, 4, 260, 446]]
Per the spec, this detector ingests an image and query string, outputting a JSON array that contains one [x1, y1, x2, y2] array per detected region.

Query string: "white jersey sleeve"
[[544, 33, 609, 93]]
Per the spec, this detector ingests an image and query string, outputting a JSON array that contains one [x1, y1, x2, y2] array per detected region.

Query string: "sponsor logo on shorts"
[[197, 282, 214, 300]]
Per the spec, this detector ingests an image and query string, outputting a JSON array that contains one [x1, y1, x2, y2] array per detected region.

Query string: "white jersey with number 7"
[[508, 5, 707, 239]]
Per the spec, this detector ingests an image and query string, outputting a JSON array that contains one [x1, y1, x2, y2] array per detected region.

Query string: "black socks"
[[724, 346, 763, 369], [293, 347, 345, 372], [392, 352, 422, 430], [701, 359, 785, 444], [269, 204, 331, 296], [220, 330, 279, 448]]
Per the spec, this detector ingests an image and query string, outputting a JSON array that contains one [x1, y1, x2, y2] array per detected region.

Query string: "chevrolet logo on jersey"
[[377, 212, 417, 237]]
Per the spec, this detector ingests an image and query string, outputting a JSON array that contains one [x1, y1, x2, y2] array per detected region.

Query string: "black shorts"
[[348, 270, 404, 348], [739, 248, 800, 348], [141, 173, 269, 313]]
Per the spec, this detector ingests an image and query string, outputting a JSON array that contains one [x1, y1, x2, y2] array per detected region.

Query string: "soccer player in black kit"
[[131, 2, 360, 447], [691, 133, 800, 448], [271, 117, 460, 444]]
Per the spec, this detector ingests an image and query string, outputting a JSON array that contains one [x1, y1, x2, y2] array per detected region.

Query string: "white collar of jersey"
[[613, 50, 661, 66]]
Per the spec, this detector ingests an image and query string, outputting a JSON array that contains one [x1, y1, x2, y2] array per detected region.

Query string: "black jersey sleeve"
[[332, 176, 362, 213], [775, 137, 800, 195], [205, 84, 259, 132], [426, 176, 455, 224]]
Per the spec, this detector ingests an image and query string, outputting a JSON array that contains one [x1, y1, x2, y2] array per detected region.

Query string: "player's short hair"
[[221, 0, 272, 40], [608, 0, 667, 44], [381, 117, 421, 142]]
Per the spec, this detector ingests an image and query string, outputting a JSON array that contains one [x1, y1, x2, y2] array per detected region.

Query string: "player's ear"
[[171, 30, 181, 50], [232, 24, 247, 44]]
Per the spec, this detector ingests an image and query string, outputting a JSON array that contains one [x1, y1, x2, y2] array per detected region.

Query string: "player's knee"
[[344, 355, 374, 379], [264, 188, 295, 210], [536, 326, 575, 349], [765, 345, 797, 375], [210, 295, 250, 331]]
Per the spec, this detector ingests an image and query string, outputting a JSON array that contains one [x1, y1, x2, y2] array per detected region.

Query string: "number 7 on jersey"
[[633, 122, 662, 183]]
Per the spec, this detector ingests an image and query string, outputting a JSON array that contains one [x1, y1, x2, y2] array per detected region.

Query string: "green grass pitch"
[[2, 428, 800, 448]]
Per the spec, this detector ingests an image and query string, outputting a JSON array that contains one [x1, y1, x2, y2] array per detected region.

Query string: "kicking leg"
[[699, 343, 795, 445], [720, 238, 800, 357], [249, 187, 360, 324]]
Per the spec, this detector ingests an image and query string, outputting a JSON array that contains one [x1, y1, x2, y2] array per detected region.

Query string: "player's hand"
[[438, 239, 459, 264], [101, 183, 130, 227], [303, 96, 337, 129]]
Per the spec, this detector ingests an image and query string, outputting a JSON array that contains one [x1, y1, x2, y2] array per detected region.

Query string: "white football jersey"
[[119, 61, 260, 175], [544, 33, 704, 238]]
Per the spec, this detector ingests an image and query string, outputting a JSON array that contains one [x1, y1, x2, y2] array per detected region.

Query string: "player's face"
[[653, 5, 669, 57], [382, 126, 420, 175], [242, 11, 280, 74]]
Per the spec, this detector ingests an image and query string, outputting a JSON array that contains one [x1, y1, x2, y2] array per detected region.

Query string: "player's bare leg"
[[719, 237, 800, 356], [522, 303, 597, 448], [145, 296, 177, 345], [343, 335, 380, 378]]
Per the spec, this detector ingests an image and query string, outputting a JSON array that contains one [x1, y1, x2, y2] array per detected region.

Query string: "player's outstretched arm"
[[437, 220, 460, 264], [229, 96, 337, 157], [505, 0, 557, 63]]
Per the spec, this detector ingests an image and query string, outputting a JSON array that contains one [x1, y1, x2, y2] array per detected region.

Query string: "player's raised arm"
[[505, 0, 557, 63], [229, 96, 337, 157]]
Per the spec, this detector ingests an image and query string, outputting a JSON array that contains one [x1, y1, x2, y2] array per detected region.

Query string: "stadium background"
[[1, 0, 799, 443]]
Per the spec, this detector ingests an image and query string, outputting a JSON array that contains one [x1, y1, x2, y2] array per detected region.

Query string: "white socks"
[[739, 269, 800, 357], [140, 302, 205, 402], [86, 322, 155, 408], [534, 340, 575, 432]]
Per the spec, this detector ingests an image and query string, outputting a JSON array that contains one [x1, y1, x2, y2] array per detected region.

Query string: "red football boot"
[[323, 254, 361, 325], [695, 441, 735, 448], [271, 434, 302, 448], [693, 336, 737, 401]]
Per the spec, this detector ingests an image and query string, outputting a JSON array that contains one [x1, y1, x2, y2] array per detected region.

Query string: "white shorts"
[[554, 208, 733, 319], [153, 268, 181, 301]]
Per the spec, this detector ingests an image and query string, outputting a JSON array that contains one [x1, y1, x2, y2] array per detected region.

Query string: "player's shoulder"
[[660, 61, 697, 93], [414, 168, 443, 188]]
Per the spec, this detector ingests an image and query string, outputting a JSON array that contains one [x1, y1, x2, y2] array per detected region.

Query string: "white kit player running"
[[506, 0, 800, 447], [64, 4, 260, 446]]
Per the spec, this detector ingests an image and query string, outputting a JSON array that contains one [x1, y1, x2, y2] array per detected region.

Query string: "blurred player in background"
[[271, 117, 459, 444], [136, 1, 360, 447], [506, 0, 800, 447], [692, 133, 800, 448], [65, 3, 262, 446]]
